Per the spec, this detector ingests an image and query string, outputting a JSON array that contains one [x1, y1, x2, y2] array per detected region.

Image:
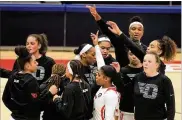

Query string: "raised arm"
[[90, 30, 105, 70], [86, 5, 129, 67], [107, 21, 145, 62], [86, 5, 122, 47]]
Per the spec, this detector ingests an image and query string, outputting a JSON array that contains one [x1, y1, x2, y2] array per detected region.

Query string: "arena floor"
[[0, 51, 181, 120]]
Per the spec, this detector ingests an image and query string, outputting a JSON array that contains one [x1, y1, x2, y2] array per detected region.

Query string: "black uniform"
[[0, 68, 12, 78], [54, 80, 91, 120], [40, 76, 70, 120], [133, 72, 175, 120], [118, 33, 166, 74], [96, 19, 147, 66], [96, 19, 129, 67], [104, 54, 117, 65], [13, 55, 55, 85], [82, 65, 98, 97], [3, 72, 41, 120], [81, 65, 98, 119], [120, 65, 143, 113], [94, 54, 117, 67]]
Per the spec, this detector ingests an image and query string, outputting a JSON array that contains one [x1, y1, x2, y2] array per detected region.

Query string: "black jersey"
[[120, 65, 143, 113], [133, 72, 175, 120], [54, 80, 91, 120], [40, 76, 70, 120], [2, 72, 41, 120], [94, 54, 117, 67], [13, 55, 55, 85], [82, 65, 99, 96]]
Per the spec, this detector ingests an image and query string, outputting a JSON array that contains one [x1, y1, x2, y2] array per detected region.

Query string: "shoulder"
[[39, 55, 56, 66], [108, 54, 117, 61], [121, 66, 130, 73], [158, 73, 172, 83], [44, 56, 55, 63], [133, 72, 145, 80], [65, 82, 78, 90], [104, 89, 119, 99], [25, 74, 37, 83]]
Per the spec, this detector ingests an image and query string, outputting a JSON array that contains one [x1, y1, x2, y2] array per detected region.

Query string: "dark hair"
[[15, 45, 32, 71], [157, 35, 177, 61], [98, 34, 108, 39], [130, 16, 143, 24], [28, 33, 48, 55], [69, 60, 85, 81], [100, 65, 117, 83], [74, 43, 87, 55]]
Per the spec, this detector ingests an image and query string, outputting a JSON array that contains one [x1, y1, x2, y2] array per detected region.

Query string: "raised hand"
[[110, 62, 121, 73], [90, 30, 99, 46], [106, 21, 122, 36], [86, 4, 101, 21]]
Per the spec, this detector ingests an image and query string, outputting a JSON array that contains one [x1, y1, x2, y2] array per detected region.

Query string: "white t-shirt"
[[93, 86, 120, 120]]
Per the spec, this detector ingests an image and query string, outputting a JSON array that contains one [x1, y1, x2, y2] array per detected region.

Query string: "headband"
[[74, 44, 93, 60], [98, 37, 110, 42], [67, 62, 73, 75], [129, 22, 143, 28]]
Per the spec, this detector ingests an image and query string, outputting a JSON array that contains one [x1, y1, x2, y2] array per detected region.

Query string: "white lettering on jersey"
[[32, 66, 45, 80], [138, 82, 158, 99]]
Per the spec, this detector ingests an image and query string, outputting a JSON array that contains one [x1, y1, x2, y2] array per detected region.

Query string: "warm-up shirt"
[[54, 80, 91, 120], [40, 75, 70, 120], [13, 55, 55, 85], [133, 72, 175, 120], [2, 72, 41, 120], [120, 66, 143, 113], [93, 86, 120, 120]]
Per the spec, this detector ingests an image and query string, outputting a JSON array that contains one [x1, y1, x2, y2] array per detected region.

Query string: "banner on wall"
[[165, 63, 181, 72]]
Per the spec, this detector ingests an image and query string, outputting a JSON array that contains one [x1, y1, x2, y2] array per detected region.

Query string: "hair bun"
[[130, 16, 143, 23], [15, 45, 30, 58], [74, 49, 79, 55], [40, 33, 47, 39], [162, 35, 171, 41]]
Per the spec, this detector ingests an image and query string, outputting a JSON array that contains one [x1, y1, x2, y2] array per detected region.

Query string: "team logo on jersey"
[[31, 93, 38, 98], [138, 82, 158, 99], [98, 93, 102, 98], [32, 66, 45, 80], [84, 73, 96, 85], [126, 74, 136, 80]]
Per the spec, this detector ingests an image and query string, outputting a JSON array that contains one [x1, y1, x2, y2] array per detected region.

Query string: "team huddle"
[[1, 5, 176, 120]]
